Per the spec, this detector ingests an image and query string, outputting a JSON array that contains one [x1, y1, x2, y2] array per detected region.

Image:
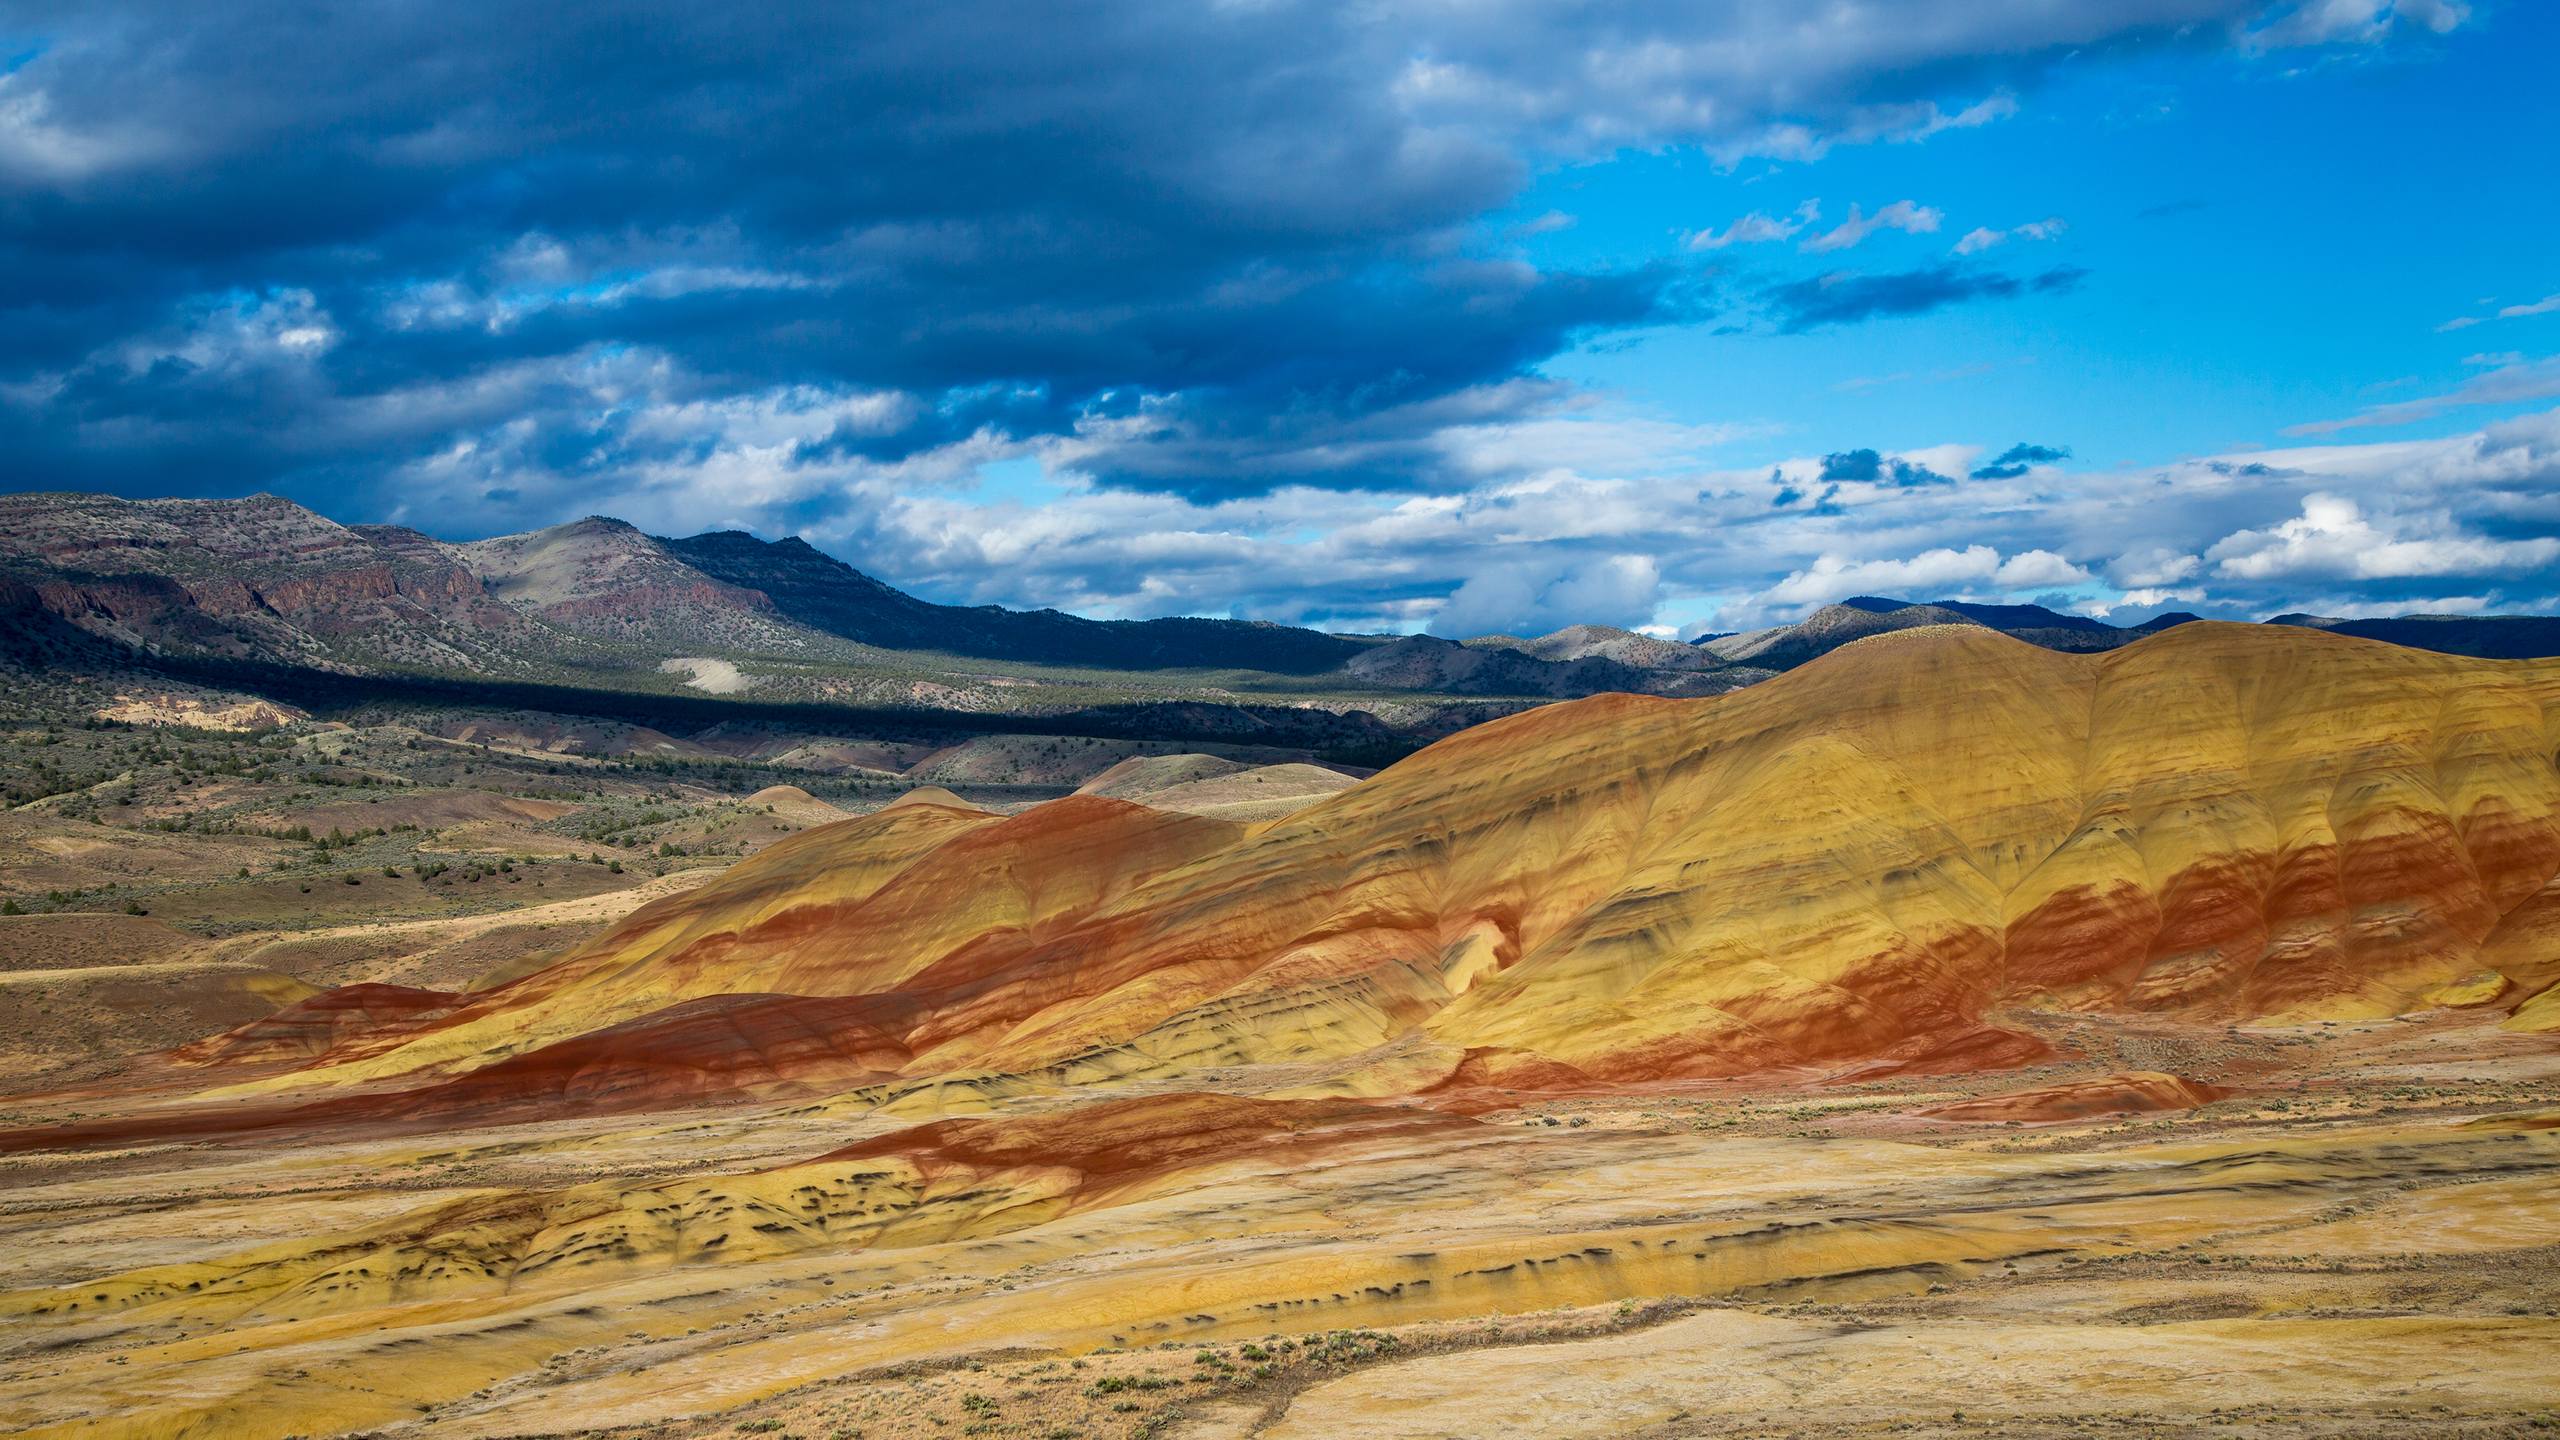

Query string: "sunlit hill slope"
[[76, 621, 2560, 1133]]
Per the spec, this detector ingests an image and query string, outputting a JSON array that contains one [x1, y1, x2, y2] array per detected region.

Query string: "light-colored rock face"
[[453, 517, 871, 657], [657, 655, 750, 692], [457, 517, 780, 629], [165, 622, 2560, 1114], [457, 517, 693, 609]]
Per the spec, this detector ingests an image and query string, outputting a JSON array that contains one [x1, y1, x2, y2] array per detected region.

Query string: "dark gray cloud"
[[1970, 441, 2072, 479], [1765, 265, 2088, 333], [0, 0, 2454, 522], [1820, 448, 1953, 487]]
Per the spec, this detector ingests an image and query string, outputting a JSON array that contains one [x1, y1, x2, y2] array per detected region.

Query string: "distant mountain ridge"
[[1466, 623, 1721, 671], [661, 528, 1368, 674], [7, 493, 2559, 707], [0, 495, 1844, 703], [0, 494, 1657, 704], [2268, 611, 2560, 660], [0, 492, 584, 676], [1703, 595, 2211, 671], [1347, 633, 1756, 699], [0, 494, 1379, 681]]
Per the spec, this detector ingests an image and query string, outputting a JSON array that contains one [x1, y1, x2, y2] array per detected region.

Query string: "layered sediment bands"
[[146, 624, 2560, 1114], [0, 1096, 1473, 1331], [812, 1091, 1474, 1191], [355, 992, 924, 1121], [1, 993, 923, 1152], [8, 1110, 2554, 1440], [216, 793, 1212, 1090]]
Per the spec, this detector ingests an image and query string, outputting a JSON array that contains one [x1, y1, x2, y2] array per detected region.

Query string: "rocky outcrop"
[[0, 493, 584, 672]]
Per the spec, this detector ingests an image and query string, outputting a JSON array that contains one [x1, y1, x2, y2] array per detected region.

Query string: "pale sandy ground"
[[0, 1012, 2553, 1440], [196, 863, 726, 992], [91, 692, 306, 731], [1252, 1306, 2560, 1439], [658, 657, 750, 694], [194, 863, 722, 969]]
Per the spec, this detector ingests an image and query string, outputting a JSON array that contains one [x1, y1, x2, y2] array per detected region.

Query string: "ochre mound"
[[1074, 751, 1251, 797], [91, 623, 2560, 1126], [881, 782, 981, 811], [1916, 1071, 2229, 1123], [195, 794, 1240, 1095], [740, 783, 847, 825], [1080, 754, 1363, 822]]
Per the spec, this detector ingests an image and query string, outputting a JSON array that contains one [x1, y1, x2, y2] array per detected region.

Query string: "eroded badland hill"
[[3, 622, 2559, 1438]]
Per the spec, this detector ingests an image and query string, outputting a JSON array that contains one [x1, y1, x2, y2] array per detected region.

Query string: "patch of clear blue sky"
[[971, 9, 2549, 522], [1501, 6, 2555, 473], [970, 456, 1058, 506]]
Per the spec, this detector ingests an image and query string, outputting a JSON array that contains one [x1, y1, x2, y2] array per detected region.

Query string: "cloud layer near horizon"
[[769, 404, 2560, 636]]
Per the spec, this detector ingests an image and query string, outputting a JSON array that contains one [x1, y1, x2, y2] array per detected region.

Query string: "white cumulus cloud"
[[1431, 553, 1662, 637], [1686, 200, 1820, 251], [1756, 545, 2090, 609], [2105, 546, 2204, 588], [1801, 200, 1942, 254], [1952, 217, 2066, 254], [2209, 492, 2560, 580]]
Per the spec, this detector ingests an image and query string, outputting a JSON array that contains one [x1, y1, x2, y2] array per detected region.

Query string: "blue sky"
[[1519, 22, 2556, 465], [2, 1, 2554, 637]]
